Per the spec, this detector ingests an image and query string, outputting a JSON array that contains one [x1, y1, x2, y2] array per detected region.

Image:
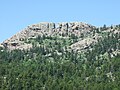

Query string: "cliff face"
[[1, 22, 95, 50]]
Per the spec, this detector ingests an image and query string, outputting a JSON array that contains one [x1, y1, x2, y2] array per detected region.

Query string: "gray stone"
[[48, 23, 55, 30]]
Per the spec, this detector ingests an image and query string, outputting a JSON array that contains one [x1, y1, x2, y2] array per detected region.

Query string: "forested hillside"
[[0, 23, 120, 90]]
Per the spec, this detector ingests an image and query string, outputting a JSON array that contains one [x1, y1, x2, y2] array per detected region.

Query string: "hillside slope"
[[0, 22, 120, 90]]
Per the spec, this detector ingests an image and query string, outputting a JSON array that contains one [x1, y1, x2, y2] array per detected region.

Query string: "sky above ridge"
[[0, 0, 120, 42]]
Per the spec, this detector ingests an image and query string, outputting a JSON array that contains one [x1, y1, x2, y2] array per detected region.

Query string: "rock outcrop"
[[70, 38, 97, 51], [0, 22, 120, 52], [1, 22, 95, 50]]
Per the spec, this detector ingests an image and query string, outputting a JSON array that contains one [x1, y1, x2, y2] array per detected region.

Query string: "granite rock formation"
[[1, 22, 95, 50]]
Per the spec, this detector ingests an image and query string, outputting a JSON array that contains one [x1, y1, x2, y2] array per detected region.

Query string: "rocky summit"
[[0, 22, 120, 56], [1, 22, 95, 50]]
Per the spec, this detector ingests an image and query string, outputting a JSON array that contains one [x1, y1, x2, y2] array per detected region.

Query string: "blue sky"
[[0, 0, 120, 42]]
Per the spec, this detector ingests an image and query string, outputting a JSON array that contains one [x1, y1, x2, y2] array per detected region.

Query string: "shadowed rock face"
[[1, 22, 95, 50]]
